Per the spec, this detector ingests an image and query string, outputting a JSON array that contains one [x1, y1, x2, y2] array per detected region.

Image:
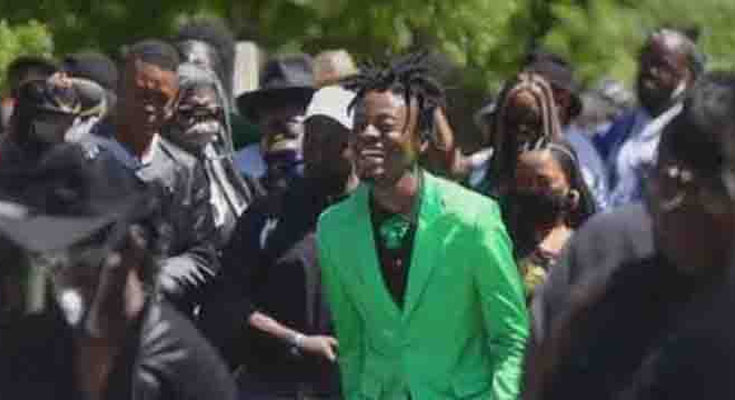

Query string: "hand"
[[85, 225, 148, 340], [298, 335, 338, 362]]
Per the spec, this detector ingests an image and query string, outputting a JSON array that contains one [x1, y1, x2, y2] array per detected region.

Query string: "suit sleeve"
[[197, 207, 265, 368], [317, 220, 364, 397], [158, 159, 219, 311], [473, 205, 529, 400]]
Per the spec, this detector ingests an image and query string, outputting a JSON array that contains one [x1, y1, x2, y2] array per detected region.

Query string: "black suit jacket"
[[0, 299, 236, 400], [528, 204, 735, 399], [199, 179, 340, 395], [133, 137, 219, 313], [82, 133, 219, 314]]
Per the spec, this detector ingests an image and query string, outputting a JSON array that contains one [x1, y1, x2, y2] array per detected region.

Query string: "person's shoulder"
[[570, 203, 655, 262], [578, 203, 651, 237], [610, 109, 640, 127], [595, 109, 639, 140], [76, 134, 141, 170], [428, 172, 502, 224], [158, 136, 199, 168], [318, 187, 359, 230]]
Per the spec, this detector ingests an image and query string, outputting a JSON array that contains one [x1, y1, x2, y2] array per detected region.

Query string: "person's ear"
[[567, 189, 580, 210]]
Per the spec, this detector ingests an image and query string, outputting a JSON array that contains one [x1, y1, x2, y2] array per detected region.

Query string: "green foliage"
[[226, 0, 531, 92], [543, 0, 735, 86], [2, 0, 735, 94], [0, 20, 53, 92]]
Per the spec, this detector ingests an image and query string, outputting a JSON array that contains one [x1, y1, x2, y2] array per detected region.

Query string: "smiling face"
[[352, 90, 422, 188], [172, 84, 222, 151], [122, 58, 179, 141]]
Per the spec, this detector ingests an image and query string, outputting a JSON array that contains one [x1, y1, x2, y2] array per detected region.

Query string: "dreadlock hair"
[[176, 17, 236, 100], [344, 52, 445, 143], [487, 72, 563, 196]]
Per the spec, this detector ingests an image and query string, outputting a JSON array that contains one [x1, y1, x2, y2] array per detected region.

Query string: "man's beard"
[[638, 78, 685, 116]]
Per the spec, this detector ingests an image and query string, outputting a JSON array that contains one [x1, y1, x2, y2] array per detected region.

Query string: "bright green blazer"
[[317, 171, 529, 399]]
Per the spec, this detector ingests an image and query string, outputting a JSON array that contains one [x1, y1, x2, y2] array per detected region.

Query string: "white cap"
[[304, 85, 356, 130]]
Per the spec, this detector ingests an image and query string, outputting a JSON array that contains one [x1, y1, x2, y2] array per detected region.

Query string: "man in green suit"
[[317, 54, 529, 399]]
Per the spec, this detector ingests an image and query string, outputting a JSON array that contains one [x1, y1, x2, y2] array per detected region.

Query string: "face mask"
[[506, 190, 571, 255], [510, 190, 570, 225], [669, 79, 687, 102]]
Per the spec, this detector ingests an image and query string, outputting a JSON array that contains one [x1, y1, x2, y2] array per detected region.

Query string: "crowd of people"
[[1, 16, 734, 400]]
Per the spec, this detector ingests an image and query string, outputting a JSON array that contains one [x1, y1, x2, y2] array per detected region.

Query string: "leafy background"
[[1, 0, 734, 145]]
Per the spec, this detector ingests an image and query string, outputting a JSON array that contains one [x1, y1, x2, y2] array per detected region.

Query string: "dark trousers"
[[235, 368, 341, 400]]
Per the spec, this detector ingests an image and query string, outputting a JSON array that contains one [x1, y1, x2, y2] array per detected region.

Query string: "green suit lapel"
[[402, 172, 445, 319], [349, 172, 446, 321], [351, 184, 403, 321]]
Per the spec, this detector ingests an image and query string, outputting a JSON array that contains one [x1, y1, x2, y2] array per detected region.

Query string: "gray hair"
[[176, 62, 235, 154]]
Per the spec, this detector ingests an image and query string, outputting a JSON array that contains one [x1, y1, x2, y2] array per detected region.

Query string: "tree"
[[542, 0, 735, 86], [0, 20, 53, 91]]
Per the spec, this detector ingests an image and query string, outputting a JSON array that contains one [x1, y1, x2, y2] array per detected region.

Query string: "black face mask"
[[505, 190, 571, 256]]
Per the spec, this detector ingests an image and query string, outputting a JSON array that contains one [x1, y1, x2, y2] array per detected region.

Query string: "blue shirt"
[[598, 105, 683, 209], [565, 126, 610, 211]]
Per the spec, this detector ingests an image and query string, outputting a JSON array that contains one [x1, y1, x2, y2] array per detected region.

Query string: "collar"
[[139, 134, 160, 166], [370, 168, 425, 226]]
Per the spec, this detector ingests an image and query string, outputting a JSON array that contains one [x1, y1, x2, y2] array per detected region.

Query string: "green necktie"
[[375, 168, 423, 251], [379, 214, 412, 251]]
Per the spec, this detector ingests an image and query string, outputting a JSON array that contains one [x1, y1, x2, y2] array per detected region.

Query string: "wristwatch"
[[288, 332, 305, 356]]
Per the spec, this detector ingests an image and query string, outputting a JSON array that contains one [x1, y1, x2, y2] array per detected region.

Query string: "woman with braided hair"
[[319, 53, 528, 399], [478, 73, 594, 299], [479, 72, 564, 197]]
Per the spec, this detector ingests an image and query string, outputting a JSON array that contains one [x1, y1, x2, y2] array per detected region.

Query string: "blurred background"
[[1, 0, 734, 148]]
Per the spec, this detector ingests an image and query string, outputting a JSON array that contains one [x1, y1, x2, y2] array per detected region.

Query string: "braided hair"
[[344, 52, 445, 142], [487, 72, 563, 196]]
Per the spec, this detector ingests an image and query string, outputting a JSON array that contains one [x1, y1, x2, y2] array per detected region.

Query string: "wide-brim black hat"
[[236, 54, 316, 121], [0, 143, 151, 253]]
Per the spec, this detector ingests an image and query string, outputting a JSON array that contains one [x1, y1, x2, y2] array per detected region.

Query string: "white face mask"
[[670, 79, 687, 102]]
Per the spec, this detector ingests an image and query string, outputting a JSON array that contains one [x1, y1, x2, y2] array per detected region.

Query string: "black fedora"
[[0, 143, 153, 253], [236, 54, 315, 121]]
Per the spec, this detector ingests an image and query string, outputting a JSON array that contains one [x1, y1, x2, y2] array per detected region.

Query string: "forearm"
[[157, 246, 218, 305], [248, 311, 304, 344]]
